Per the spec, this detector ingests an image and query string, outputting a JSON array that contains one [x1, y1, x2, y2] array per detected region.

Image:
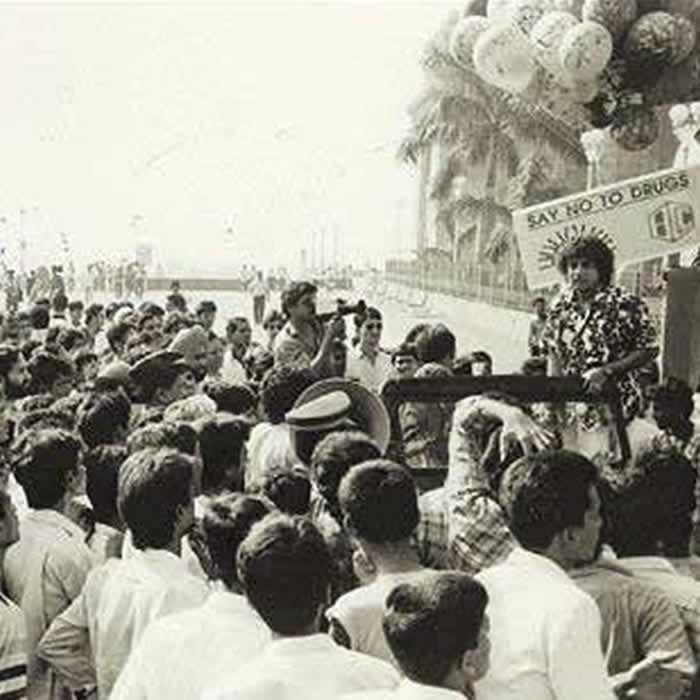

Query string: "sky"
[[0, 1, 456, 276]]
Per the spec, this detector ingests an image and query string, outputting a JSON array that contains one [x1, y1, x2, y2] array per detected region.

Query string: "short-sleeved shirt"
[[541, 285, 657, 429], [273, 321, 323, 370]]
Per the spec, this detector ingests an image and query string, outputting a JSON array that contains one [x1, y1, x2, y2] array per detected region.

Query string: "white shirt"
[[220, 350, 248, 384], [38, 547, 209, 699], [475, 547, 615, 700], [345, 346, 393, 393], [202, 633, 399, 700], [341, 678, 464, 700], [111, 588, 269, 700], [246, 422, 300, 490], [327, 570, 433, 667], [4, 510, 94, 700]]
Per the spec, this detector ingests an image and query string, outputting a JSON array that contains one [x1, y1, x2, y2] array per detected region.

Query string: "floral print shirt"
[[541, 285, 657, 430]]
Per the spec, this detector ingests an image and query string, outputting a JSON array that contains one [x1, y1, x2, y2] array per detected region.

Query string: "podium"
[[663, 268, 700, 391]]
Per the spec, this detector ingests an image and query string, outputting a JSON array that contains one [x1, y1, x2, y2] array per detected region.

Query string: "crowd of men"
[[0, 247, 700, 700]]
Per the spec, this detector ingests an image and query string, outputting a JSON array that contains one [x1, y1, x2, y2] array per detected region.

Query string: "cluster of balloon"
[[449, 0, 700, 150]]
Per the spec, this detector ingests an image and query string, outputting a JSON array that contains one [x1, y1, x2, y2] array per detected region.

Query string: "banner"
[[512, 165, 700, 289]]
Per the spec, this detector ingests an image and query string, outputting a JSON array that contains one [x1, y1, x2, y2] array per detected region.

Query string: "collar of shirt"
[[353, 344, 380, 361], [205, 590, 260, 619], [397, 678, 466, 700], [266, 633, 338, 658], [27, 509, 87, 540], [506, 547, 572, 585], [130, 547, 196, 577], [616, 555, 678, 575]]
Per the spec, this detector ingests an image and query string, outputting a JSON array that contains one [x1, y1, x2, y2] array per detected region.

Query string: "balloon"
[[508, 0, 556, 34], [473, 20, 539, 92], [530, 11, 580, 80], [674, 14, 697, 64], [661, 0, 697, 14], [487, 0, 517, 17], [560, 21, 613, 81], [625, 12, 684, 72], [610, 107, 660, 150], [450, 16, 491, 67], [582, 0, 638, 42], [551, 0, 585, 17]]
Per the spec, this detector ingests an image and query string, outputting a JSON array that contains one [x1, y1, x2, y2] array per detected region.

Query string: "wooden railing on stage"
[[380, 375, 630, 493]]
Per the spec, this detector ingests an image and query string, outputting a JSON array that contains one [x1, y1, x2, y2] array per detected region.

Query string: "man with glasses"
[[346, 306, 392, 393]]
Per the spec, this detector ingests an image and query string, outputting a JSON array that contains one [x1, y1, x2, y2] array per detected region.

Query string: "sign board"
[[512, 165, 700, 289]]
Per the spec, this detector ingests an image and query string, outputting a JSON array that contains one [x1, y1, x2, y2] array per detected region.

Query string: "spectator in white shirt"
[[327, 460, 432, 665], [346, 307, 392, 393], [3, 429, 94, 700], [110, 493, 272, 700], [202, 512, 399, 700], [479, 449, 679, 700], [246, 365, 316, 490], [343, 572, 491, 700], [195, 300, 217, 333], [38, 448, 209, 699], [221, 317, 251, 384]]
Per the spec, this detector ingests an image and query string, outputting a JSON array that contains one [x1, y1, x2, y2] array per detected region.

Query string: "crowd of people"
[[0, 234, 699, 699]]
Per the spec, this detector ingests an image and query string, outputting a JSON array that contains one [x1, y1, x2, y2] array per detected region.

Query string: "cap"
[[169, 326, 208, 359], [291, 378, 391, 454], [96, 360, 131, 388], [285, 391, 352, 432]]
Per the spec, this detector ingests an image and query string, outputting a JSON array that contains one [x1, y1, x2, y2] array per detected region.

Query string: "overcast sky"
[[0, 1, 455, 274]]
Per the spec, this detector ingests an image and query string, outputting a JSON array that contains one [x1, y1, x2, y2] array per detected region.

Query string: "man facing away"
[[38, 448, 209, 699], [202, 512, 399, 700], [110, 493, 272, 700]]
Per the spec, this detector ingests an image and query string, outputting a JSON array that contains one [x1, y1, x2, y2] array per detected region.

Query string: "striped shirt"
[[0, 593, 27, 700]]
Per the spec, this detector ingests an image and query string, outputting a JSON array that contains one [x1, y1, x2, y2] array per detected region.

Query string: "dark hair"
[[262, 467, 312, 515], [353, 306, 382, 330], [404, 323, 430, 345], [166, 293, 187, 313], [384, 572, 488, 685], [85, 445, 127, 523], [28, 352, 74, 394], [16, 407, 75, 435], [29, 305, 50, 330], [118, 448, 194, 549], [260, 366, 317, 424], [601, 447, 696, 558], [531, 296, 546, 306], [281, 281, 317, 316], [469, 350, 492, 367], [68, 300, 84, 312], [52, 293, 68, 313], [391, 343, 418, 363], [499, 450, 598, 550], [225, 316, 250, 337], [12, 429, 82, 508], [202, 493, 271, 589], [57, 327, 87, 354], [650, 377, 695, 442], [310, 431, 381, 521], [77, 391, 131, 448], [0, 345, 22, 378], [74, 349, 98, 372], [557, 236, 614, 287], [415, 324, 456, 364], [262, 309, 285, 330], [126, 421, 197, 456], [237, 513, 332, 634], [339, 459, 419, 543], [198, 415, 252, 493], [20, 340, 42, 362], [85, 303, 103, 325], [196, 300, 217, 315], [162, 312, 195, 337], [202, 379, 257, 415], [521, 357, 547, 376], [106, 321, 133, 353]]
